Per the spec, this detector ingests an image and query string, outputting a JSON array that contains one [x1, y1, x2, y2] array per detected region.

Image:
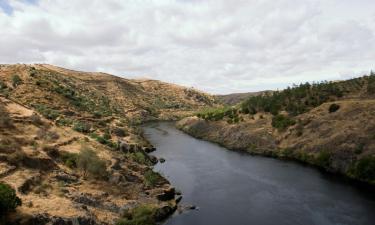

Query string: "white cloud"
[[0, 0, 375, 94]]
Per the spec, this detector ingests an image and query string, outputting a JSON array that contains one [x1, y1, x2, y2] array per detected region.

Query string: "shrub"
[[0, 182, 22, 216], [77, 147, 107, 179], [144, 170, 163, 187], [350, 156, 375, 182], [30, 113, 43, 126], [73, 121, 91, 133], [315, 150, 332, 168], [34, 105, 59, 120], [0, 104, 13, 128], [113, 127, 127, 137], [328, 103, 340, 113], [116, 205, 156, 225], [11, 74, 22, 87], [271, 115, 296, 131], [60, 152, 78, 168]]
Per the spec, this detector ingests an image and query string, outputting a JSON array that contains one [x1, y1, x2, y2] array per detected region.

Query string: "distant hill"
[[215, 91, 273, 105]]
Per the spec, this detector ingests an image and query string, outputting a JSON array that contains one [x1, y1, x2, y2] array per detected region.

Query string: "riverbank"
[[144, 122, 375, 225], [176, 101, 375, 186]]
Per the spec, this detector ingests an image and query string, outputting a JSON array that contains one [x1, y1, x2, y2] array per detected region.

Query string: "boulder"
[[156, 187, 175, 201]]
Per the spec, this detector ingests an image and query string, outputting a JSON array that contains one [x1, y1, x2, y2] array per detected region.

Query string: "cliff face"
[[0, 64, 215, 224], [178, 76, 375, 185]]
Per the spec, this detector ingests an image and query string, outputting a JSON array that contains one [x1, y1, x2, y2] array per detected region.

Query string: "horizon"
[[1, 0, 375, 94]]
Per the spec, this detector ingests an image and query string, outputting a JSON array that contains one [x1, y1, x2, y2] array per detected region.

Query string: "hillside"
[[0, 64, 215, 146], [178, 74, 375, 185], [0, 64, 215, 224], [215, 90, 273, 105]]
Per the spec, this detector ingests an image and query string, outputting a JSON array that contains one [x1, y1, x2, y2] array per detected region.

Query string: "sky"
[[0, 0, 375, 94]]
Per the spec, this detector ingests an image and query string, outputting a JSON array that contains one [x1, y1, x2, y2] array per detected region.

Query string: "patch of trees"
[[241, 81, 344, 116]]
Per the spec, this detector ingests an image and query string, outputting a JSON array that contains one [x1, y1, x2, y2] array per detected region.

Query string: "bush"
[[11, 74, 22, 87], [77, 147, 107, 179], [0, 182, 22, 216], [60, 152, 78, 168], [350, 156, 375, 182], [315, 150, 332, 168], [116, 205, 156, 225], [144, 170, 163, 187], [34, 105, 59, 120], [328, 103, 340, 113], [0, 104, 13, 128], [271, 115, 296, 131], [73, 121, 91, 133]]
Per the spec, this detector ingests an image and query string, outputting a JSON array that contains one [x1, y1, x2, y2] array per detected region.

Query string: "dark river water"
[[143, 122, 375, 225]]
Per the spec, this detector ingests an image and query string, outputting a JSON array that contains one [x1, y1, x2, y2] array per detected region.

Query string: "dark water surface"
[[143, 122, 375, 225]]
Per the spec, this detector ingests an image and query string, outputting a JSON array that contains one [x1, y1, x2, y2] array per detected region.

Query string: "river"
[[143, 122, 375, 225]]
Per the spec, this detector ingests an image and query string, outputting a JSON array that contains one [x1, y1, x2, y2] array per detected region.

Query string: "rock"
[[153, 205, 177, 222], [54, 172, 78, 183], [157, 187, 175, 201], [119, 141, 130, 153], [19, 213, 98, 225], [110, 158, 122, 170], [175, 195, 182, 203], [159, 158, 166, 163], [148, 155, 158, 164], [72, 193, 101, 208], [109, 172, 125, 185]]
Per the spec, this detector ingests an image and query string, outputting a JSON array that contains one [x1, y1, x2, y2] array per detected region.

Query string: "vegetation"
[[367, 71, 375, 94], [196, 107, 241, 123], [0, 182, 22, 216], [116, 205, 156, 225], [0, 104, 13, 128], [144, 170, 163, 187], [73, 121, 91, 133], [349, 156, 375, 183], [314, 150, 332, 168], [60, 151, 78, 168], [271, 115, 296, 130], [34, 104, 59, 120], [77, 146, 107, 179], [328, 103, 340, 113], [11, 74, 22, 87]]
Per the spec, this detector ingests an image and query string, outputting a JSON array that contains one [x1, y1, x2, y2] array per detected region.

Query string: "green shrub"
[[0, 182, 22, 216], [271, 115, 296, 131], [77, 147, 107, 179], [144, 170, 163, 187], [350, 156, 375, 182], [328, 103, 340, 113], [73, 121, 91, 133], [11, 74, 22, 87], [60, 152, 78, 168], [315, 150, 332, 168], [116, 205, 156, 225], [34, 105, 59, 120]]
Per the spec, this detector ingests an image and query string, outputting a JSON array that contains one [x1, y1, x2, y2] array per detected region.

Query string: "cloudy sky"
[[1, 0, 375, 94]]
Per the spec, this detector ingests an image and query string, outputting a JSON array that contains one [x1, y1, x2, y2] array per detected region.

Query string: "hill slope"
[[0, 64, 215, 224], [0, 64, 215, 146], [178, 74, 375, 185]]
